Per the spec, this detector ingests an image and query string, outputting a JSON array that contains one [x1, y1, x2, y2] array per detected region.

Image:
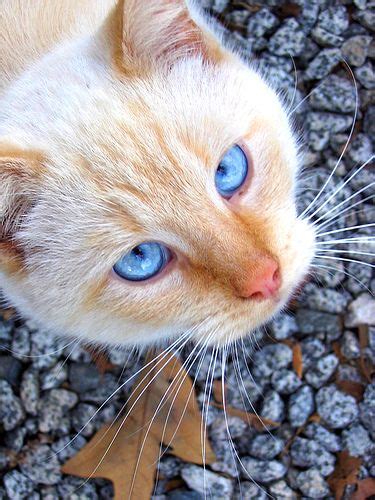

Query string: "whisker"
[[221, 343, 272, 498], [131, 329, 217, 498], [315, 254, 375, 268], [311, 263, 373, 294], [317, 223, 375, 238], [0, 336, 77, 359], [299, 60, 359, 220], [314, 191, 375, 230], [315, 237, 375, 245]]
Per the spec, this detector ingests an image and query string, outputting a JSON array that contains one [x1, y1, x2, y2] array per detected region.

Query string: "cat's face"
[[0, 0, 315, 347]]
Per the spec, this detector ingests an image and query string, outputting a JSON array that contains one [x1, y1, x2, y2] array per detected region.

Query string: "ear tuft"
[[111, 0, 223, 73], [0, 144, 45, 241]]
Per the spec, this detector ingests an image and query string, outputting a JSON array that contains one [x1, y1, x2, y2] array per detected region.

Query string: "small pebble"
[[316, 384, 359, 429], [360, 384, 375, 439], [288, 385, 315, 428], [269, 480, 297, 499], [20, 369, 40, 416], [305, 354, 339, 389], [0, 380, 25, 431], [296, 468, 330, 498], [3, 470, 34, 500], [341, 35, 372, 67], [342, 424, 372, 457], [269, 19, 305, 56], [241, 457, 287, 483], [291, 437, 336, 476], [346, 293, 375, 327], [252, 344, 293, 379], [269, 314, 299, 340], [310, 75, 357, 113], [304, 48, 341, 80], [181, 464, 233, 498], [38, 389, 78, 433], [355, 62, 375, 89], [304, 422, 342, 452], [271, 369, 302, 394], [260, 390, 285, 424], [19, 444, 61, 485], [248, 434, 284, 460], [341, 331, 361, 359]]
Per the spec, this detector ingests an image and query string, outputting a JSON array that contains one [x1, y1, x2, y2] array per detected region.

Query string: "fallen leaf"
[[62, 351, 215, 499], [353, 477, 375, 500], [336, 380, 365, 402], [328, 450, 362, 500], [292, 343, 303, 379]]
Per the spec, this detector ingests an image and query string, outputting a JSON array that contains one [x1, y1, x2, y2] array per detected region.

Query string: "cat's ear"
[[111, 0, 225, 72], [0, 142, 44, 242]]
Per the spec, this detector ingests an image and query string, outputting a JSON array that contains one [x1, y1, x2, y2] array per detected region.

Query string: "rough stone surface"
[[296, 468, 330, 498], [317, 385, 359, 429], [241, 457, 287, 483], [0, 380, 25, 431], [288, 385, 315, 428], [181, 465, 233, 498]]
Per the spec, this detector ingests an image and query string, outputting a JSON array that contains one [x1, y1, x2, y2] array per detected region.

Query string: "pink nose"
[[239, 259, 281, 300]]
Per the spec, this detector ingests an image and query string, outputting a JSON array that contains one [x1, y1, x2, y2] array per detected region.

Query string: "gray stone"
[[260, 390, 285, 424], [354, 9, 375, 32], [317, 6, 349, 35], [0, 356, 23, 386], [232, 481, 266, 500], [346, 262, 373, 294], [269, 480, 297, 499], [0, 379, 25, 430], [341, 331, 361, 359], [241, 457, 287, 483], [310, 75, 357, 113], [71, 403, 98, 437], [311, 26, 344, 47], [181, 464, 233, 498], [20, 369, 39, 417], [247, 8, 279, 38], [68, 363, 101, 393], [301, 338, 326, 370], [271, 369, 302, 394], [342, 424, 372, 457], [304, 423, 342, 452], [346, 294, 375, 327], [38, 388, 78, 433], [347, 133, 374, 168], [360, 384, 375, 439], [269, 19, 305, 57], [296, 468, 330, 498], [4, 426, 27, 452], [269, 314, 299, 340], [56, 476, 98, 499], [20, 444, 61, 485], [356, 62, 375, 90], [291, 437, 336, 476], [11, 327, 31, 360], [40, 361, 68, 390], [211, 0, 228, 14], [364, 105, 375, 139], [305, 354, 339, 388], [342, 36, 372, 67], [288, 385, 315, 428], [29, 330, 64, 370], [296, 308, 342, 338], [3, 470, 34, 500], [167, 491, 202, 500], [301, 284, 350, 314], [305, 48, 341, 80], [80, 373, 119, 404], [248, 434, 284, 460], [317, 385, 359, 429], [252, 344, 293, 379], [307, 112, 353, 134]]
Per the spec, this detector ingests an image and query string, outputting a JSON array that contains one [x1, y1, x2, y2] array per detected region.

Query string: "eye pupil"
[[113, 242, 170, 282], [215, 145, 248, 198]]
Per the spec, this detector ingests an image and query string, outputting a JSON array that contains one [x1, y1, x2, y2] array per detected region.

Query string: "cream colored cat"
[[0, 0, 315, 347]]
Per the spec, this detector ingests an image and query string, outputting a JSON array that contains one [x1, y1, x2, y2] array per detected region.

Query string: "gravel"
[[1, 0, 374, 498], [316, 385, 359, 429]]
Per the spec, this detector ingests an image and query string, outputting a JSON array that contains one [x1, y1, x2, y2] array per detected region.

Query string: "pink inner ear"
[[116, 0, 216, 71]]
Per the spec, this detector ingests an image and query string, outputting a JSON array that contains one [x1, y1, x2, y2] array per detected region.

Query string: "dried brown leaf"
[[84, 346, 116, 375], [328, 450, 362, 500], [292, 343, 303, 379], [336, 380, 365, 402], [62, 352, 215, 499], [353, 478, 375, 500]]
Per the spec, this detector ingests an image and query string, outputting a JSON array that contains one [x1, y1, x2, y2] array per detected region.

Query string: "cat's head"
[[0, 0, 315, 347]]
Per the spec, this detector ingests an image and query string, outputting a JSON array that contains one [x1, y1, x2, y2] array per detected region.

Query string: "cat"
[[0, 0, 315, 348]]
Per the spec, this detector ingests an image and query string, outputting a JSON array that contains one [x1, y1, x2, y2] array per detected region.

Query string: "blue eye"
[[215, 145, 248, 198], [113, 242, 170, 281]]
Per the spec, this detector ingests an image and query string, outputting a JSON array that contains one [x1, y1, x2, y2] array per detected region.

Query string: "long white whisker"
[[315, 254, 375, 268], [299, 60, 359, 220], [317, 223, 375, 238]]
